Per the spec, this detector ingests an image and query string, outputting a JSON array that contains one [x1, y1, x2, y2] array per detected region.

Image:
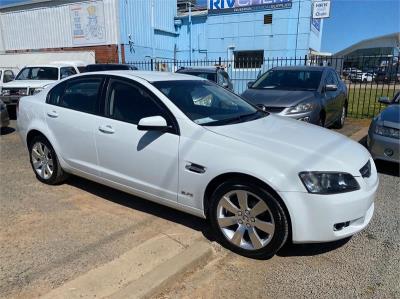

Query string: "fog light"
[[333, 221, 350, 231], [298, 116, 310, 122], [384, 149, 394, 157]]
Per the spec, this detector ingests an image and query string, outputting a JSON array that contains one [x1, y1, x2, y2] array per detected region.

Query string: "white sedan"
[[17, 71, 378, 259]]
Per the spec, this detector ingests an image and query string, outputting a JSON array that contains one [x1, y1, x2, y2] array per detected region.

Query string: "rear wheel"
[[29, 136, 68, 185], [209, 180, 289, 259]]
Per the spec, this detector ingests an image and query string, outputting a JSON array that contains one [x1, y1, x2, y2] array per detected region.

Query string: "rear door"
[[45, 75, 105, 174], [94, 77, 180, 202]]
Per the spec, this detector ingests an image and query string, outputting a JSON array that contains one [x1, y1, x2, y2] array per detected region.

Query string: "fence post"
[[219, 57, 222, 66], [304, 55, 308, 66], [151, 59, 154, 71]]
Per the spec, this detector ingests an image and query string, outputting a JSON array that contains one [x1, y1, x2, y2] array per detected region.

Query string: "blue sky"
[[321, 0, 399, 53]]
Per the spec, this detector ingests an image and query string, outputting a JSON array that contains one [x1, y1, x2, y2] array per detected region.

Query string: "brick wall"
[[6, 44, 120, 63]]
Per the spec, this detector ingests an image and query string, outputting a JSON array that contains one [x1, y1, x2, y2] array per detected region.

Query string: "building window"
[[234, 51, 264, 68], [264, 14, 273, 24]]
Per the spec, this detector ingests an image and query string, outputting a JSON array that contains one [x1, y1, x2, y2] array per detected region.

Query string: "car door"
[[94, 77, 179, 202], [45, 75, 105, 174], [322, 70, 339, 125]]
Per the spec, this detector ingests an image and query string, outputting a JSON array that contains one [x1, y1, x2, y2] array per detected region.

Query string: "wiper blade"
[[205, 111, 264, 126]]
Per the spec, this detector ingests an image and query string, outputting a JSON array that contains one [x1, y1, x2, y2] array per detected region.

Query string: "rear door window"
[[60, 77, 103, 114]]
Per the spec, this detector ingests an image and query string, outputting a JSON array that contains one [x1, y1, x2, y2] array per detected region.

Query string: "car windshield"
[[153, 80, 265, 126], [251, 69, 323, 90], [16, 67, 58, 80], [179, 72, 217, 82]]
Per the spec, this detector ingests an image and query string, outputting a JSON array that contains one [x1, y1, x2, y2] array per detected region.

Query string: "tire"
[[29, 135, 68, 185], [208, 179, 289, 259], [333, 105, 346, 129]]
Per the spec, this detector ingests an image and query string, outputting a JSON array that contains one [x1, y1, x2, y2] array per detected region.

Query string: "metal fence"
[[127, 55, 399, 119]]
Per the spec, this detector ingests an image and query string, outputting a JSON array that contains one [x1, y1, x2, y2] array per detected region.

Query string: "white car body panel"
[[17, 71, 378, 243]]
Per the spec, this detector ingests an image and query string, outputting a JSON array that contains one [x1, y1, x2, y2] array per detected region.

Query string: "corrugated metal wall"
[[120, 0, 178, 61], [0, 0, 119, 51]]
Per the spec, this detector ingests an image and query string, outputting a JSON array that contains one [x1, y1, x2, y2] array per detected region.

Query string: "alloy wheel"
[[216, 190, 275, 250], [31, 142, 54, 180]]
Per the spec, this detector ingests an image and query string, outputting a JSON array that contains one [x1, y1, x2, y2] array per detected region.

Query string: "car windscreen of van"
[[16, 67, 58, 81]]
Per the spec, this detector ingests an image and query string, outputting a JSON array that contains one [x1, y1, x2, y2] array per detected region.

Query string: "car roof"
[[21, 64, 76, 68], [271, 66, 330, 71], [177, 66, 224, 72], [77, 70, 207, 82]]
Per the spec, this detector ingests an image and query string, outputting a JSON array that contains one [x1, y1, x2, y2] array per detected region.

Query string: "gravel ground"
[[158, 163, 400, 299], [1, 119, 399, 299]]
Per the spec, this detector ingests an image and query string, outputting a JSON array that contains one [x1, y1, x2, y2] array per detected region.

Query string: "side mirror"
[[378, 96, 391, 105], [137, 116, 169, 131], [247, 81, 254, 88], [325, 84, 337, 92]]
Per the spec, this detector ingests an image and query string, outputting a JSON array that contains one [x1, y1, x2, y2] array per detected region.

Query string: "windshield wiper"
[[204, 111, 265, 126]]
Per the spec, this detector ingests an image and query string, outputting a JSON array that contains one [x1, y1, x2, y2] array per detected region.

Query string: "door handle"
[[98, 125, 115, 134], [47, 111, 59, 118]]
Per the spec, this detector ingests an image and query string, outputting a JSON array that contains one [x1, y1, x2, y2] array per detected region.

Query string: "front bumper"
[[0, 95, 20, 105], [368, 133, 399, 163], [0, 110, 10, 128], [279, 171, 378, 243]]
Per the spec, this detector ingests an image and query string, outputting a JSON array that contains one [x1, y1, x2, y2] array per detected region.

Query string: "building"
[[0, 0, 325, 65], [0, 0, 121, 62], [333, 32, 400, 71], [174, 0, 324, 62]]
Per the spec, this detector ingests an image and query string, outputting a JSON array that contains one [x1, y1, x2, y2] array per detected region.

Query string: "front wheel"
[[209, 180, 289, 259], [29, 136, 68, 185], [333, 105, 346, 129]]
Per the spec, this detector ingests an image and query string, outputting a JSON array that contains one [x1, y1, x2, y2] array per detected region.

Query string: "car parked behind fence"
[[176, 66, 234, 91], [241, 66, 348, 128]]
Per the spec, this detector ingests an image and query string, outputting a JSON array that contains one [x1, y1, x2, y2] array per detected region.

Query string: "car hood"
[[205, 114, 371, 176], [376, 104, 400, 126], [2, 80, 56, 89], [241, 89, 317, 107]]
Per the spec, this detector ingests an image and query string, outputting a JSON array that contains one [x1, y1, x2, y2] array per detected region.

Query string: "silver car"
[[0, 100, 10, 129], [368, 92, 400, 163]]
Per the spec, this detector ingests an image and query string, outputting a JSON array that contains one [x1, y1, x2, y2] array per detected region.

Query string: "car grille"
[[360, 160, 371, 178], [256, 105, 285, 113], [4, 88, 28, 96]]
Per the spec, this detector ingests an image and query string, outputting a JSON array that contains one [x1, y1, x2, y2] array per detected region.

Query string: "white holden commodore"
[[17, 71, 378, 259]]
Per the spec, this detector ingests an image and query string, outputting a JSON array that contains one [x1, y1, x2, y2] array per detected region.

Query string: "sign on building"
[[312, 0, 331, 19], [70, 1, 106, 45], [208, 0, 293, 15]]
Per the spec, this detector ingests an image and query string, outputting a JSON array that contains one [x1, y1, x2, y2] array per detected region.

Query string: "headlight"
[[286, 102, 315, 114], [299, 172, 360, 194], [30, 88, 44, 95], [374, 124, 399, 139], [1, 89, 10, 96]]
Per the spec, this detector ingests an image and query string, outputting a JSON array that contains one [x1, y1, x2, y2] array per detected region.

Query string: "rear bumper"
[[279, 176, 378, 243]]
